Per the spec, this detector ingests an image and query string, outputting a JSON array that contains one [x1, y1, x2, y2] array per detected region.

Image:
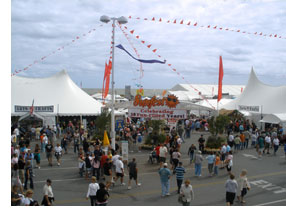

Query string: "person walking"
[[114, 156, 125, 186], [198, 135, 205, 154], [206, 152, 215, 176], [257, 135, 264, 158], [179, 179, 194, 206], [187, 144, 196, 164], [96, 183, 109, 206], [171, 149, 181, 174], [174, 162, 185, 193], [86, 176, 99, 206], [41, 179, 54, 206], [159, 163, 171, 197], [103, 158, 113, 190], [24, 160, 33, 190], [194, 151, 203, 177], [11, 185, 22, 206], [61, 135, 68, 154], [54, 143, 63, 166], [214, 153, 220, 176], [45, 142, 53, 166], [159, 144, 168, 164], [237, 169, 251, 204], [33, 144, 41, 169], [273, 136, 280, 156], [263, 134, 271, 154], [127, 158, 141, 190], [225, 173, 238, 206], [225, 151, 233, 175]]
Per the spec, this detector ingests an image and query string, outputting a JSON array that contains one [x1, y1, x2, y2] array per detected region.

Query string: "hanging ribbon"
[[115, 44, 166, 64]]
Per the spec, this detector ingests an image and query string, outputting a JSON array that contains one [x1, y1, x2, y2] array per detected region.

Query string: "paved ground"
[[28, 132, 286, 206]]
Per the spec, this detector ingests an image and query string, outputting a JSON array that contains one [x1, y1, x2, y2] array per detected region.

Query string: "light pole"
[[100, 15, 128, 150]]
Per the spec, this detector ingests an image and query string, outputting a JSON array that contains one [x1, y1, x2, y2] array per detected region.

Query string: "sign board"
[[115, 120, 124, 131], [121, 141, 128, 161], [15, 105, 54, 113], [238, 105, 260, 113], [128, 107, 187, 119]]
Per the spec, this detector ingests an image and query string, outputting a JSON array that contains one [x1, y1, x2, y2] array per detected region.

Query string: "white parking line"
[[255, 199, 286, 206], [34, 178, 82, 184]]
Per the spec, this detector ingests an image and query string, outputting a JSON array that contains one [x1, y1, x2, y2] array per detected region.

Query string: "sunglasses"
[[167, 98, 177, 102]]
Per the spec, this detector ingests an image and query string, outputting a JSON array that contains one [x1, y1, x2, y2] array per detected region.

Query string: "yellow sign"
[[136, 89, 144, 96]]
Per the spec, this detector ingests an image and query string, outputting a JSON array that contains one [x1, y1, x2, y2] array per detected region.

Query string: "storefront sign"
[[133, 94, 179, 109], [238, 105, 260, 112], [15, 105, 54, 113]]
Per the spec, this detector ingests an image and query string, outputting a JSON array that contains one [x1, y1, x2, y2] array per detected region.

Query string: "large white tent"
[[222, 68, 286, 114], [11, 70, 103, 121]]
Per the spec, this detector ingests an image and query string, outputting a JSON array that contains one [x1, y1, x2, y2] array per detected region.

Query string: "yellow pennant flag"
[[103, 130, 110, 146]]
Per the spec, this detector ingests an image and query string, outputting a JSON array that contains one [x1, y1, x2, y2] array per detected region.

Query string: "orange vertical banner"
[[217, 56, 224, 102]]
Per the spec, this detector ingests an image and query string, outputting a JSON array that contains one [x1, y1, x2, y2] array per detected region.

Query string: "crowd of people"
[[10, 117, 286, 206]]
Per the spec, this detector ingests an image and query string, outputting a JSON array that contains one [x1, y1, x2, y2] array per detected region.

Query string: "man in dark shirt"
[[103, 158, 113, 190], [45, 143, 53, 166], [127, 158, 141, 190]]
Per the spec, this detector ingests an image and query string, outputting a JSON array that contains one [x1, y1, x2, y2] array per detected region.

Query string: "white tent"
[[222, 68, 286, 114], [260, 113, 286, 124], [11, 70, 103, 117]]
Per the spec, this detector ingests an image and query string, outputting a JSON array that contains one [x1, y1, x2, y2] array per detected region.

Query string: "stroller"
[[148, 149, 157, 164]]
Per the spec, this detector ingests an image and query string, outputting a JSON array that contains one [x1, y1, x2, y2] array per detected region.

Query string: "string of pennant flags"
[[119, 23, 216, 110], [11, 24, 104, 77], [127, 16, 286, 40]]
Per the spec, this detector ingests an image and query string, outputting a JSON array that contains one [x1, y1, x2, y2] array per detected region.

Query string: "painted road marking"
[[242, 154, 258, 159], [51, 170, 286, 205], [250, 179, 286, 194], [255, 199, 286, 206]]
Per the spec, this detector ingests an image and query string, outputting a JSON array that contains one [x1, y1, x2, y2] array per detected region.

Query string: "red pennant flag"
[[158, 55, 161, 57], [128, 16, 131, 18], [219, 27, 223, 30], [124, 26, 127, 29], [213, 26, 217, 29], [144, 18, 148, 20], [259, 32, 263, 35], [187, 21, 191, 25], [241, 87, 243, 93], [225, 28, 229, 31], [274, 34, 277, 37], [269, 34, 272, 37], [152, 49, 157, 53], [237, 30, 240, 32], [243, 31, 246, 33], [173, 19, 176, 23], [130, 30, 134, 34], [136, 35, 139, 39], [141, 40, 145, 44], [24, 67, 28, 71], [152, 17, 155, 21], [194, 22, 197, 26], [217, 56, 224, 102], [254, 32, 257, 35], [136, 17, 140, 19], [207, 25, 210, 28], [159, 18, 162, 22], [168, 64, 171, 66], [180, 20, 184, 24], [72, 40, 75, 42], [167, 20, 170, 23], [76, 36, 80, 39], [173, 68, 176, 71], [147, 44, 152, 48]]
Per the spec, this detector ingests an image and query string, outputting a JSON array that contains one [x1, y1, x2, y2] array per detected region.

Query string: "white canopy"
[[260, 113, 286, 124], [11, 70, 102, 116], [222, 68, 286, 114]]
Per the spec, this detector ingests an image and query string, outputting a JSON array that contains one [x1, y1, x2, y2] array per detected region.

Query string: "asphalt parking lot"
[[28, 132, 286, 206]]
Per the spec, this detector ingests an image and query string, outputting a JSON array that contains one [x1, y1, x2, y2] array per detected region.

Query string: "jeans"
[[208, 163, 214, 174], [74, 144, 79, 153], [214, 166, 218, 175], [245, 139, 249, 149], [274, 145, 279, 155], [89, 195, 97, 206], [24, 175, 34, 189], [195, 163, 202, 176], [177, 179, 183, 193], [93, 167, 100, 180], [189, 152, 194, 163], [161, 180, 170, 196]]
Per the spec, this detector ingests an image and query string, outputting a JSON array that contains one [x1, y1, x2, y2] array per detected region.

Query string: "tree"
[[93, 112, 111, 140]]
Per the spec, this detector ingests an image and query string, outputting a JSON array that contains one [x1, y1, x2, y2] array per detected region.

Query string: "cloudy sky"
[[11, 0, 286, 90]]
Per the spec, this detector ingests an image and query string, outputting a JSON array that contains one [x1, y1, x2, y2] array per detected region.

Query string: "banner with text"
[[238, 105, 260, 113], [128, 107, 187, 119]]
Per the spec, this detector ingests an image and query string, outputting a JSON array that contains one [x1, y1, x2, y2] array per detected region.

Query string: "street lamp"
[[100, 15, 128, 150]]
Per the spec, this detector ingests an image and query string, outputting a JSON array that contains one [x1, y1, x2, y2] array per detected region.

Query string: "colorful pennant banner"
[[127, 16, 285, 40], [12, 24, 104, 77]]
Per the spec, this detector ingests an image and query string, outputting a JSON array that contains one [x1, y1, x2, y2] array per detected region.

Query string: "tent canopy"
[[223, 68, 286, 114], [11, 70, 102, 116], [260, 113, 286, 124]]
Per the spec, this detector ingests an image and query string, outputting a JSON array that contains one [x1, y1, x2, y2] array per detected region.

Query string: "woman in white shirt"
[[86, 176, 100, 206], [54, 143, 63, 166], [23, 189, 38, 206], [179, 179, 194, 206]]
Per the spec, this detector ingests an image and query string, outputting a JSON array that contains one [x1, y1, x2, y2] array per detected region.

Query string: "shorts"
[[116, 173, 124, 178], [46, 152, 52, 159], [129, 173, 137, 180], [241, 188, 247, 197], [226, 165, 232, 172], [226, 192, 236, 204], [221, 154, 226, 161], [159, 157, 166, 163], [265, 143, 270, 149], [259, 148, 263, 152], [104, 175, 112, 182]]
